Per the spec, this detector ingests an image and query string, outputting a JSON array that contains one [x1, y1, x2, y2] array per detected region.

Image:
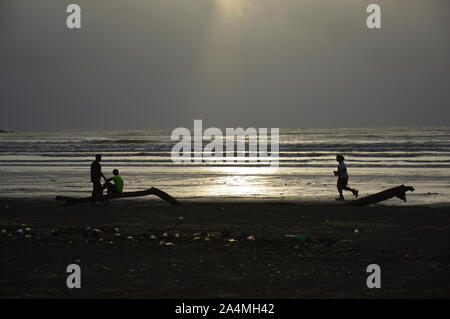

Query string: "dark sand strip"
[[0, 199, 449, 298]]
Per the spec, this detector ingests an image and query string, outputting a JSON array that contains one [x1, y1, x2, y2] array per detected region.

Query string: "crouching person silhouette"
[[103, 169, 124, 197]]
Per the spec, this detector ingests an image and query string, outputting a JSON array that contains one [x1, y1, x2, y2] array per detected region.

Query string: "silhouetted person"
[[91, 154, 106, 204], [103, 169, 124, 196], [334, 154, 358, 200]]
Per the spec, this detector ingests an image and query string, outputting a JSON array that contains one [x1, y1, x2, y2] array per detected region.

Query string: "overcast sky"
[[1, 0, 449, 129]]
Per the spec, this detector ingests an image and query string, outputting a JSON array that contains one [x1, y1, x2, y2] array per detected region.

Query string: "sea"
[[1, 127, 449, 205]]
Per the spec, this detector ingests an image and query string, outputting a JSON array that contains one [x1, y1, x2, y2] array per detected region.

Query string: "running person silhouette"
[[334, 154, 358, 201]]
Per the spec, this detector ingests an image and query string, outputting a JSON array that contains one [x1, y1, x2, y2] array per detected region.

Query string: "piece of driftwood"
[[346, 185, 415, 207], [56, 187, 180, 206]]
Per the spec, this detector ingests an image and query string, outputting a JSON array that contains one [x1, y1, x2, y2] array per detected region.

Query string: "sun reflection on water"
[[201, 165, 277, 197]]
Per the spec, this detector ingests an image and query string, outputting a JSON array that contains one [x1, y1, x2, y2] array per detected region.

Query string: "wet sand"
[[0, 198, 449, 298]]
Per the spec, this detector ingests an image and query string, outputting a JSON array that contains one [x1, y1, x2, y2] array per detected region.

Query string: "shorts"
[[106, 182, 120, 195], [337, 177, 348, 187]]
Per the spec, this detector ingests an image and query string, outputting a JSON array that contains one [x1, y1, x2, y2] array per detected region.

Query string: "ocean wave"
[[2, 162, 450, 169]]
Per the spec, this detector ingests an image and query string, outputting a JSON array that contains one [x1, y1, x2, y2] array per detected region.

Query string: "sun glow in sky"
[[215, 0, 256, 19], [1, 0, 449, 129]]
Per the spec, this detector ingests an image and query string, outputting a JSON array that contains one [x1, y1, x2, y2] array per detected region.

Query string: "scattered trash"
[[15, 229, 24, 235], [162, 232, 168, 238], [1, 229, 6, 234], [221, 230, 231, 238], [93, 228, 102, 233], [159, 240, 165, 245], [209, 232, 222, 239], [247, 235, 255, 241], [127, 236, 134, 240], [25, 234, 32, 238], [178, 216, 184, 220], [25, 227, 31, 232], [150, 235, 157, 240], [193, 237, 201, 241], [165, 242, 175, 246], [174, 233, 180, 238], [115, 233, 121, 237], [114, 227, 120, 232], [354, 229, 359, 234], [228, 239, 238, 242], [285, 234, 311, 240]]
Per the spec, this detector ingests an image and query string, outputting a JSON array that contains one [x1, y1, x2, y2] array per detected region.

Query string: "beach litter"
[[1, 229, 6, 234], [228, 239, 238, 243], [247, 235, 255, 241], [221, 230, 231, 238], [285, 234, 311, 240], [15, 229, 24, 235], [150, 235, 157, 240], [354, 229, 360, 234]]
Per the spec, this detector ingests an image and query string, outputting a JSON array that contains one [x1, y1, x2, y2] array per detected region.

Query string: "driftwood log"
[[56, 187, 180, 206], [346, 185, 415, 207]]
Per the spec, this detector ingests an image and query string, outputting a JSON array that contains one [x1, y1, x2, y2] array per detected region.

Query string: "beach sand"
[[0, 198, 449, 298]]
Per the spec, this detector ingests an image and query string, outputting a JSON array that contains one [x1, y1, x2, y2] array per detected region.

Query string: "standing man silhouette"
[[91, 154, 106, 205]]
